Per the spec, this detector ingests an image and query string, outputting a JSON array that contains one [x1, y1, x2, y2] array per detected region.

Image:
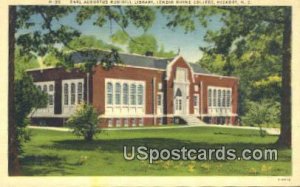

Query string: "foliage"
[[66, 103, 101, 141], [64, 35, 122, 52], [15, 47, 40, 80], [14, 74, 48, 152], [128, 34, 158, 55], [111, 30, 176, 58], [242, 100, 280, 136]]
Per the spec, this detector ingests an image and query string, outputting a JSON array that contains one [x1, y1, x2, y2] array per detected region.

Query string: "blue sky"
[[18, 8, 223, 62]]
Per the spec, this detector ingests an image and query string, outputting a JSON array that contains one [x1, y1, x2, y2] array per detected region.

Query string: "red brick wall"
[[194, 74, 239, 115]]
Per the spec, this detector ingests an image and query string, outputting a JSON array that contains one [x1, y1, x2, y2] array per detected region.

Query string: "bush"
[[242, 100, 280, 137], [66, 103, 101, 141]]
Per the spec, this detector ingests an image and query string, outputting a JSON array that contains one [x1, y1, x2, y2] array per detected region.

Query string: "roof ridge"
[[68, 47, 174, 60]]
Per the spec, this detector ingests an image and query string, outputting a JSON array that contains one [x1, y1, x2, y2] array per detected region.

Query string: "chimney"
[[145, 51, 153, 56]]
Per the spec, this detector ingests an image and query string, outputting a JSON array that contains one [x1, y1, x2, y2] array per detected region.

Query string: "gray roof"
[[70, 49, 210, 74]]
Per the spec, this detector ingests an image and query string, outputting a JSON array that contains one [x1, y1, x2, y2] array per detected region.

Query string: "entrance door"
[[174, 88, 184, 115]]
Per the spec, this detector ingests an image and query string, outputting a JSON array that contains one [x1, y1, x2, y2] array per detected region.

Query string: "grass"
[[20, 126, 291, 176]]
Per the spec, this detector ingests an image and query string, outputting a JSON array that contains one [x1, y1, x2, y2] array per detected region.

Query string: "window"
[[217, 89, 221, 107], [49, 84, 54, 91], [64, 83, 69, 105], [43, 85, 47, 92], [138, 118, 143, 126], [107, 82, 113, 105], [208, 89, 212, 107], [108, 119, 113, 128], [194, 85, 199, 92], [130, 84, 136, 105], [37, 85, 41, 90], [194, 95, 198, 106], [48, 95, 54, 106], [115, 83, 121, 105], [123, 83, 129, 105], [124, 119, 129, 127], [226, 90, 231, 107], [132, 119, 136, 127], [71, 83, 76, 105], [48, 84, 54, 106], [222, 90, 226, 107], [158, 118, 163, 125], [213, 89, 216, 107], [157, 94, 162, 106], [137, 84, 143, 105], [116, 119, 121, 127], [77, 82, 83, 104], [158, 83, 162, 90]]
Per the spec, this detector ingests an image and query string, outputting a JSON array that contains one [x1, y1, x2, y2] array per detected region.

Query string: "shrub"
[[66, 103, 101, 141], [242, 100, 280, 137]]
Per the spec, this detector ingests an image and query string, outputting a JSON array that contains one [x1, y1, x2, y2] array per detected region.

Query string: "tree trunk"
[[8, 6, 20, 175], [277, 8, 291, 148]]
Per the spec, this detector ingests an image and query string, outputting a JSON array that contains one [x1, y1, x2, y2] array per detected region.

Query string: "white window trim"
[[105, 78, 146, 115], [207, 86, 232, 115], [62, 79, 84, 115], [32, 81, 55, 116]]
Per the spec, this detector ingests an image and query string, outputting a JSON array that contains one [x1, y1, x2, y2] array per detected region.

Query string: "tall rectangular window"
[[123, 83, 129, 105], [194, 95, 198, 106], [64, 83, 69, 105], [226, 90, 231, 107], [77, 82, 83, 104], [222, 90, 226, 107], [71, 83, 76, 105], [208, 89, 212, 107], [115, 83, 121, 105], [107, 82, 113, 105], [130, 84, 136, 105], [217, 89, 221, 107], [157, 94, 162, 106], [213, 89, 217, 107], [137, 85, 143, 105]]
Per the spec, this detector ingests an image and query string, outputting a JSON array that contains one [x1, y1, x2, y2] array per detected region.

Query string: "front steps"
[[179, 115, 206, 126]]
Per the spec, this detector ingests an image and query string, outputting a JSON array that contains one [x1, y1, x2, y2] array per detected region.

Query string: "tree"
[[242, 100, 280, 137], [14, 74, 48, 152], [66, 103, 101, 141], [160, 6, 291, 147], [111, 30, 176, 57], [10, 6, 156, 175]]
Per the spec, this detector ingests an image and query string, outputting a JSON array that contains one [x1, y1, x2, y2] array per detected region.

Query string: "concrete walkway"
[[28, 124, 280, 135]]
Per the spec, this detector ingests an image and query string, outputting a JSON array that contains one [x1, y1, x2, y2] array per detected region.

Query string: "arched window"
[[213, 89, 216, 107], [71, 83, 76, 105], [123, 83, 129, 105], [77, 82, 83, 104], [208, 89, 212, 107], [222, 90, 226, 107], [43, 85, 47, 92], [175, 88, 182, 97], [130, 84, 136, 105], [137, 85, 143, 105], [37, 85, 41, 90], [115, 83, 121, 105], [64, 83, 69, 105], [217, 89, 221, 107], [107, 82, 113, 105], [49, 84, 54, 91]]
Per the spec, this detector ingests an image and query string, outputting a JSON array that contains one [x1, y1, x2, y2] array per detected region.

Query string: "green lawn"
[[20, 126, 291, 176]]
